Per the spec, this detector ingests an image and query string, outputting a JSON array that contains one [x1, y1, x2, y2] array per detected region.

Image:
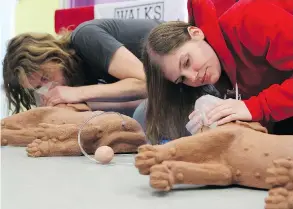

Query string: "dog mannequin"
[[135, 121, 293, 209], [1, 104, 146, 156]]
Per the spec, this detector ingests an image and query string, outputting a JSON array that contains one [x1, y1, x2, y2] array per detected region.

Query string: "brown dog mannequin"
[[135, 121, 293, 209], [1, 104, 146, 156]]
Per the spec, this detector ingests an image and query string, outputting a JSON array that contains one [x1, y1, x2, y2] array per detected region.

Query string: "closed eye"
[[184, 58, 190, 68], [180, 76, 185, 83], [175, 75, 185, 84]]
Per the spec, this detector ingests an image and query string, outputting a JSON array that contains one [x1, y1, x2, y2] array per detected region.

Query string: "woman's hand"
[[185, 109, 203, 134], [43, 86, 83, 106], [206, 98, 252, 126]]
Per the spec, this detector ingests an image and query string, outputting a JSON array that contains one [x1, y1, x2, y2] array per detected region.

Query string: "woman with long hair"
[[141, 0, 293, 144], [3, 18, 162, 116]]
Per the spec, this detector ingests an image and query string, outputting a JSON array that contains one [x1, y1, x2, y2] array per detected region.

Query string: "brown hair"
[[142, 21, 220, 144], [2, 30, 85, 114]]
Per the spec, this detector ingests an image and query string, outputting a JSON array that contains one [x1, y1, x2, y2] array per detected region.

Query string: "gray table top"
[[2, 147, 268, 209]]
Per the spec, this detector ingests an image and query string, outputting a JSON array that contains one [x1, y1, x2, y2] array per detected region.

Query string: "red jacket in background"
[[187, 0, 293, 123]]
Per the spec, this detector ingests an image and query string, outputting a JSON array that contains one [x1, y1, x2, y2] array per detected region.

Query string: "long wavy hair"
[[142, 21, 220, 144], [2, 30, 85, 113]]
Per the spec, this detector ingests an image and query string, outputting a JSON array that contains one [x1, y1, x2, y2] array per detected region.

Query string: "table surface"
[[1, 147, 268, 209]]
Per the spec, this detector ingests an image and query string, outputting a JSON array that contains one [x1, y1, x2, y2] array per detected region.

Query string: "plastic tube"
[[77, 111, 134, 166]]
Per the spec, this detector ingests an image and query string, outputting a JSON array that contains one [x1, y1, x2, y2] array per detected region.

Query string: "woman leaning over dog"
[[3, 18, 162, 116], [139, 0, 293, 144]]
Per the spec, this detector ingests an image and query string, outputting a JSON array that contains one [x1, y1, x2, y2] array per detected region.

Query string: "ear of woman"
[[187, 26, 205, 40]]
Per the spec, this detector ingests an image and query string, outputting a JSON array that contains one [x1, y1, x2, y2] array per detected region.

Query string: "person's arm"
[[238, 1, 293, 122], [78, 46, 147, 102], [71, 20, 148, 102]]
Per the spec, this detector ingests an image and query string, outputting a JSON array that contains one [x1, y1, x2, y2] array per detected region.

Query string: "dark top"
[[70, 19, 162, 84]]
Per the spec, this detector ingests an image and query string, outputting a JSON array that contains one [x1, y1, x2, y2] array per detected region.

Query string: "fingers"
[[150, 163, 170, 173], [190, 122, 202, 134], [216, 114, 236, 126], [135, 151, 157, 162], [209, 107, 233, 124], [266, 176, 290, 186], [267, 167, 289, 176], [206, 101, 232, 122], [43, 88, 61, 106], [135, 150, 157, 175], [265, 188, 289, 209], [150, 164, 173, 191], [185, 117, 202, 134], [45, 93, 58, 106], [46, 97, 62, 106], [273, 159, 293, 169], [138, 144, 156, 153], [39, 95, 47, 106], [265, 159, 293, 187], [188, 111, 195, 119], [268, 188, 288, 197], [186, 117, 200, 129], [150, 178, 171, 191], [135, 157, 157, 169]]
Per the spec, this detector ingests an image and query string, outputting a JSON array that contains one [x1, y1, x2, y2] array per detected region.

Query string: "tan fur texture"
[[1, 106, 147, 157], [135, 121, 293, 209]]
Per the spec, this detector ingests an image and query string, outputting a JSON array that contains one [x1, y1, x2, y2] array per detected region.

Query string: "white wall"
[[0, 0, 17, 119]]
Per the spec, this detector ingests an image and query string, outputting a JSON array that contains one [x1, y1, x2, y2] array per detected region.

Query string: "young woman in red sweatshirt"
[[141, 0, 293, 143]]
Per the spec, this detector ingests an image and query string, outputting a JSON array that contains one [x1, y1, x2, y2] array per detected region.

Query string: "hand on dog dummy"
[[186, 95, 222, 135], [54, 103, 91, 112], [33, 82, 91, 112]]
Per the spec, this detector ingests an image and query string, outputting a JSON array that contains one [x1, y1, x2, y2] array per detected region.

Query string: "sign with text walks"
[[94, 0, 188, 21]]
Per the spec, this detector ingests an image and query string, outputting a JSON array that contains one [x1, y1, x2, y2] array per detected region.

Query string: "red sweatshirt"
[[187, 0, 293, 123]]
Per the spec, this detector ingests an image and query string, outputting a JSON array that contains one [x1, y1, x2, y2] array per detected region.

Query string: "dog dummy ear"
[[235, 121, 268, 133]]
